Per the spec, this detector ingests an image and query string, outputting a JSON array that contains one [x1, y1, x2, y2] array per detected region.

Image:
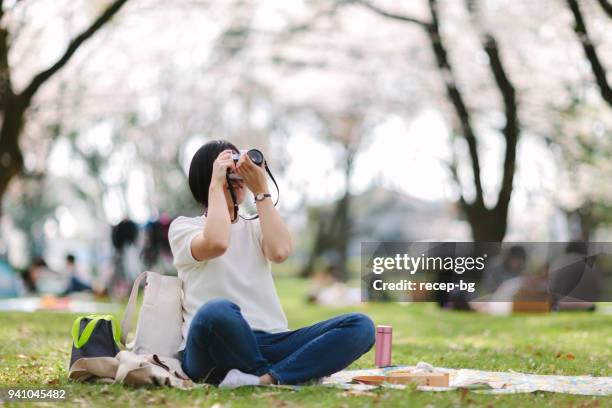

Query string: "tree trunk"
[[464, 1, 520, 241], [299, 209, 329, 278], [0, 97, 27, 204], [332, 190, 351, 281], [464, 203, 508, 242], [0, 143, 23, 204], [300, 191, 352, 280], [301, 148, 355, 280]]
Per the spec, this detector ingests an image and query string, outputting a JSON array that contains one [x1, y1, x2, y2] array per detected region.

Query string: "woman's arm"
[[236, 155, 293, 263], [191, 150, 234, 261], [255, 195, 293, 263]]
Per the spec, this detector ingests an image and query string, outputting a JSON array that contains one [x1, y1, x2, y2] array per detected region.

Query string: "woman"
[[169, 140, 374, 388]]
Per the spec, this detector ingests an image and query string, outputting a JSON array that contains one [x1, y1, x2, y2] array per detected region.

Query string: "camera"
[[231, 149, 264, 166], [225, 147, 279, 220], [227, 149, 265, 180]]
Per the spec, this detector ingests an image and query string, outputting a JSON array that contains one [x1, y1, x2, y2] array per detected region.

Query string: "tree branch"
[[597, 0, 612, 19], [19, 0, 129, 104], [357, 0, 429, 27], [483, 35, 519, 213], [465, 0, 519, 214], [567, 0, 612, 107], [285, 1, 349, 33], [444, 153, 467, 207], [427, 0, 484, 207]]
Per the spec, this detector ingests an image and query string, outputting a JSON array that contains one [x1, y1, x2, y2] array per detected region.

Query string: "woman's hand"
[[211, 150, 236, 187], [235, 154, 268, 194]]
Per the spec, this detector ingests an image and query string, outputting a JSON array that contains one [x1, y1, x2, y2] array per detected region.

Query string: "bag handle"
[[72, 314, 121, 348], [120, 271, 148, 346]]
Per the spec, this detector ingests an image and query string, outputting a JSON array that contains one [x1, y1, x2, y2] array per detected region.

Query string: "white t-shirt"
[[168, 214, 288, 351]]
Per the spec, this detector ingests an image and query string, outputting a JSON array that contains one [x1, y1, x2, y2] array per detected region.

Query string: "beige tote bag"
[[120, 271, 184, 359]]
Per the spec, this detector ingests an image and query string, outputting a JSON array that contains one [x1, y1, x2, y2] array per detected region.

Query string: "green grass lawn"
[[1, 277, 611, 407]]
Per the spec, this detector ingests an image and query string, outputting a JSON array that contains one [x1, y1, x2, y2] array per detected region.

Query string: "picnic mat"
[[321, 363, 612, 396], [0, 296, 120, 313]]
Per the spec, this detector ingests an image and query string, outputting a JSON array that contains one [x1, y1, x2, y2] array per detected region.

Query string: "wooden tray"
[[351, 375, 386, 385], [352, 372, 450, 387], [388, 372, 449, 387]]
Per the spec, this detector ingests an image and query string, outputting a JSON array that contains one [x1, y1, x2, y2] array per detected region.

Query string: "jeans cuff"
[[267, 368, 283, 385], [254, 363, 273, 378]]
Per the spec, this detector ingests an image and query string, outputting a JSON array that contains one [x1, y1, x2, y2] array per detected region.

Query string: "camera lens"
[[247, 149, 264, 166]]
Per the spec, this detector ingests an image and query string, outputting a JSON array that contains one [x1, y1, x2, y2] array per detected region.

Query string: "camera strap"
[[226, 171, 240, 222], [241, 163, 279, 220]]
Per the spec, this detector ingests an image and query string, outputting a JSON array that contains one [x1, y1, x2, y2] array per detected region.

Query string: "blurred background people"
[[61, 254, 93, 296], [110, 217, 140, 299], [141, 213, 174, 275], [21, 257, 46, 294]]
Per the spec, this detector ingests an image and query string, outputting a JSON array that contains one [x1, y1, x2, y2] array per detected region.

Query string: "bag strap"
[[72, 314, 121, 348], [120, 271, 148, 346]]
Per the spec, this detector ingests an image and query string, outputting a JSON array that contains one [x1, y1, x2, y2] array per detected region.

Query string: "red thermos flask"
[[375, 325, 392, 367]]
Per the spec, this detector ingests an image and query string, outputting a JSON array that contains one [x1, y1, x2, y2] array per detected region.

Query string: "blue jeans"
[[180, 299, 375, 385]]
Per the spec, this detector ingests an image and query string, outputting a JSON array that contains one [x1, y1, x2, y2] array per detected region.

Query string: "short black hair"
[[188, 140, 238, 208], [66, 254, 76, 263]]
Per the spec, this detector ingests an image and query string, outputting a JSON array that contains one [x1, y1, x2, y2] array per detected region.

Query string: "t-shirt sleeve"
[[168, 217, 206, 268]]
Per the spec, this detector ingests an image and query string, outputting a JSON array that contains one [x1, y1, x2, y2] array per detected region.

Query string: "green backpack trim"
[[71, 314, 121, 349]]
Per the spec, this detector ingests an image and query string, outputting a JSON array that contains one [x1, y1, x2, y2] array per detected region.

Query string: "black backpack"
[[69, 314, 121, 369]]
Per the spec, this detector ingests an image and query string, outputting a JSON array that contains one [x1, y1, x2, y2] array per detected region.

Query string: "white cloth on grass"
[[68, 350, 192, 389]]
